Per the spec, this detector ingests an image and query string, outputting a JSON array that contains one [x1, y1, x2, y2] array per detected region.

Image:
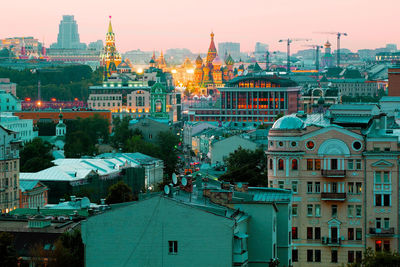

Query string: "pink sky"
[[1, 0, 399, 53]]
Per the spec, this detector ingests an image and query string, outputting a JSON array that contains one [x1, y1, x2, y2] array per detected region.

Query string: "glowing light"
[[51, 98, 56, 102], [171, 69, 177, 74], [36, 101, 42, 107], [186, 69, 194, 74], [137, 68, 143, 74], [74, 98, 79, 101], [25, 97, 31, 102]]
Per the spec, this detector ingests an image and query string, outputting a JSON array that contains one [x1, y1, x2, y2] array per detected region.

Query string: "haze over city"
[[2, 0, 400, 52]]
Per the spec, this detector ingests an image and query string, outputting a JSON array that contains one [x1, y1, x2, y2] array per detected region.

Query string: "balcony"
[[233, 251, 248, 265], [369, 228, 395, 237], [321, 192, 346, 201], [321, 169, 346, 178], [322, 237, 342, 246]]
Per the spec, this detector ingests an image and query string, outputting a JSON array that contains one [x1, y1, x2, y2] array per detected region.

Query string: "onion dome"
[[324, 40, 331, 48], [149, 58, 155, 64], [225, 54, 234, 65], [272, 115, 304, 130], [212, 55, 222, 66], [195, 55, 203, 65]]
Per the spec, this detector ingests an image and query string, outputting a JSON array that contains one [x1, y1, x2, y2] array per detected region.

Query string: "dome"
[[195, 55, 203, 65], [272, 115, 304, 130], [212, 55, 222, 66], [324, 40, 331, 48]]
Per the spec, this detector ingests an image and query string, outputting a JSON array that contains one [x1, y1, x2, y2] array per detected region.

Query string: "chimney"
[[209, 190, 232, 206]]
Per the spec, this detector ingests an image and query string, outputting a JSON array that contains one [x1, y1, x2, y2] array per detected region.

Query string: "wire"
[[122, 196, 161, 267]]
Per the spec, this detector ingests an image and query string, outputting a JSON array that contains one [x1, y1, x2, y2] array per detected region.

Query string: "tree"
[[125, 135, 159, 157], [111, 117, 134, 149], [64, 131, 96, 158], [348, 248, 400, 267], [105, 181, 133, 204], [20, 138, 54, 172], [0, 232, 17, 267], [156, 131, 180, 178], [219, 147, 268, 186]]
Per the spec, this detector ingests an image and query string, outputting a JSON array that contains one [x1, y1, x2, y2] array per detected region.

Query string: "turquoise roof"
[[329, 104, 377, 111], [20, 180, 40, 192], [272, 115, 304, 130]]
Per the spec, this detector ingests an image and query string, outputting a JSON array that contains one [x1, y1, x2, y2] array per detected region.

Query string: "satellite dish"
[[182, 177, 188, 186], [164, 185, 170, 195], [172, 173, 178, 184]]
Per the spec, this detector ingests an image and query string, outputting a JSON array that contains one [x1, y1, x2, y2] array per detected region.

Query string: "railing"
[[322, 237, 342, 246], [321, 192, 347, 201], [321, 169, 346, 177], [369, 228, 395, 236]]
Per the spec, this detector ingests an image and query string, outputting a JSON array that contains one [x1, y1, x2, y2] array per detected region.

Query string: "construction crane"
[[278, 38, 311, 73], [303, 44, 323, 73], [314, 32, 347, 66]]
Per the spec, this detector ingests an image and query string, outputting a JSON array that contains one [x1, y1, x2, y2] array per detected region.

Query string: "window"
[[331, 250, 338, 263], [376, 218, 382, 228], [348, 251, 355, 263], [348, 182, 354, 194], [331, 159, 338, 170], [356, 251, 362, 263], [292, 204, 298, 216], [292, 249, 298, 262], [332, 205, 338, 217], [278, 181, 284, 189], [356, 205, 362, 217], [356, 183, 362, 194], [356, 228, 362, 240], [348, 205, 354, 217], [375, 240, 382, 252], [278, 141, 284, 147], [291, 181, 298, 193], [314, 159, 321, 170], [269, 159, 273, 169], [356, 159, 362, 170], [375, 194, 391, 206], [384, 240, 390, 251], [292, 227, 298, 239], [307, 249, 313, 262], [348, 228, 354, 240], [291, 159, 298, 170], [315, 182, 320, 193], [353, 141, 362, 151], [291, 141, 297, 147], [307, 204, 313, 216], [384, 218, 390, 229], [168, 241, 178, 254], [278, 159, 284, 170], [315, 250, 321, 262], [306, 141, 315, 150], [307, 182, 313, 193], [348, 159, 354, 170], [307, 159, 313, 170], [315, 227, 321, 240], [307, 227, 313, 239], [315, 204, 321, 217]]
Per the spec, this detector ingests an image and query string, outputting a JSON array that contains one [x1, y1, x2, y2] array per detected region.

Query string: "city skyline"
[[2, 0, 400, 54]]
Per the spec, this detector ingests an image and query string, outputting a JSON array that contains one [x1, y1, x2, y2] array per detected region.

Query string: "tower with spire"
[[321, 40, 334, 68], [101, 16, 122, 79]]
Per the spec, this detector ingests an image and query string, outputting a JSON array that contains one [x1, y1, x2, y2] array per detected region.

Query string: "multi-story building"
[[320, 78, 379, 97], [50, 15, 86, 49], [254, 42, 269, 61], [0, 37, 41, 58], [88, 79, 181, 122], [0, 90, 21, 112], [267, 104, 400, 266], [82, 178, 292, 267], [188, 73, 301, 123], [0, 78, 17, 96], [0, 113, 38, 143], [19, 180, 48, 209], [218, 42, 241, 61], [0, 125, 21, 213]]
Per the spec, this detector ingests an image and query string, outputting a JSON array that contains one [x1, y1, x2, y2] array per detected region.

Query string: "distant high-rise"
[[50, 15, 86, 49], [254, 42, 269, 61], [386, 43, 398, 52], [218, 42, 240, 61]]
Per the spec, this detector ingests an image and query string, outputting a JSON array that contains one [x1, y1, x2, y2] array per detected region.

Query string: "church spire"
[[206, 32, 217, 64], [108, 16, 113, 34]]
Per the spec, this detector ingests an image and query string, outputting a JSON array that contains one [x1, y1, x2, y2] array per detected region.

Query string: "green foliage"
[[37, 121, 56, 136], [0, 232, 17, 267], [64, 115, 110, 158], [124, 131, 180, 179], [20, 138, 54, 172], [0, 48, 14, 60], [347, 248, 400, 267], [106, 181, 133, 204], [54, 229, 84, 267], [219, 147, 268, 186], [0, 65, 103, 101], [111, 117, 135, 149]]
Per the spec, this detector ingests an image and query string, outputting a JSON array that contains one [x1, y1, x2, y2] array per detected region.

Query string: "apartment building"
[[267, 104, 400, 266]]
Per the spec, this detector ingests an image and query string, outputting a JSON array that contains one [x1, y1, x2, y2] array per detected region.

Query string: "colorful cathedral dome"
[[324, 40, 332, 48], [195, 55, 203, 65]]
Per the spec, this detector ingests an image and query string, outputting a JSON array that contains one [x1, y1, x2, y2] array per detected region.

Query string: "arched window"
[[292, 159, 298, 170], [156, 100, 162, 112], [278, 159, 284, 170]]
